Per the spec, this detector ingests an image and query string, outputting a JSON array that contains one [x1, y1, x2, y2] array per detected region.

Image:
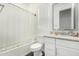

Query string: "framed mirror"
[[53, 3, 74, 31]]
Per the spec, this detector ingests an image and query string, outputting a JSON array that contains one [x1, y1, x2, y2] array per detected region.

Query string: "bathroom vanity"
[[42, 35, 79, 56]]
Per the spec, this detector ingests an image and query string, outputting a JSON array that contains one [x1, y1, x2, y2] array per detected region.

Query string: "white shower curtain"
[[0, 3, 37, 52]]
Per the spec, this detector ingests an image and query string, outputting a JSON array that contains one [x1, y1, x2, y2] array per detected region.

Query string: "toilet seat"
[[30, 43, 43, 52]]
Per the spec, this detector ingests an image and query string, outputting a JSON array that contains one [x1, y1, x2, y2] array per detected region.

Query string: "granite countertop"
[[41, 34, 79, 41]]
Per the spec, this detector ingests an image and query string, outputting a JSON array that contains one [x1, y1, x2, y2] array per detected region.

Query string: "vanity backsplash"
[[50, 31, 79, 37]]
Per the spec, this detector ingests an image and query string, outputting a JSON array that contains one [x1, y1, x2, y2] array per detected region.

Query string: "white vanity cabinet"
[[44, 37, 56, 56], [56, 39, 79, 56]]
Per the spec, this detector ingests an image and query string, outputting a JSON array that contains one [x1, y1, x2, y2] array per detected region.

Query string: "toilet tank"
[[36, 36, 45, 44]]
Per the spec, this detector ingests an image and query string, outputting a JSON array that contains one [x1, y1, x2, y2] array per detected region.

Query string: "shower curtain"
[[0, 3, 37, 53]]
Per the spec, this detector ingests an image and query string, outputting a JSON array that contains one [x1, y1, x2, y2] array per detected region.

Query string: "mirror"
[[59, 8, 71, 30], [53, 3, 74, 31]]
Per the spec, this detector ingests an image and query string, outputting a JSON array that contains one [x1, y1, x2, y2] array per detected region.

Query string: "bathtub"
[[0, 41, 35, 56]]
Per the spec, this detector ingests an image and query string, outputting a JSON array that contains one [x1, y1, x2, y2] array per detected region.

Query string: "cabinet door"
[[57, 46, 79, 56], [44, 37, 55, 56], [56, 39, 79, 56]]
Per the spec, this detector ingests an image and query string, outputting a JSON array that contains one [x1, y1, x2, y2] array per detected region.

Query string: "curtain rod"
[[9, 3, 36, 16]]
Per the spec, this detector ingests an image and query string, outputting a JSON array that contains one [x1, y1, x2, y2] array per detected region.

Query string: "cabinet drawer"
[[56, 39, 79, 50]]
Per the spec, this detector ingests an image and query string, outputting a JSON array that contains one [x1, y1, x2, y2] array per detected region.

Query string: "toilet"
[[30, 42, 43, 56]]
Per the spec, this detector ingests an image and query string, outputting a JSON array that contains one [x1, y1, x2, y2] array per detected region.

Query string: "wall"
[[37, 3, 52, 36], [0, 3, 37, 55]]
